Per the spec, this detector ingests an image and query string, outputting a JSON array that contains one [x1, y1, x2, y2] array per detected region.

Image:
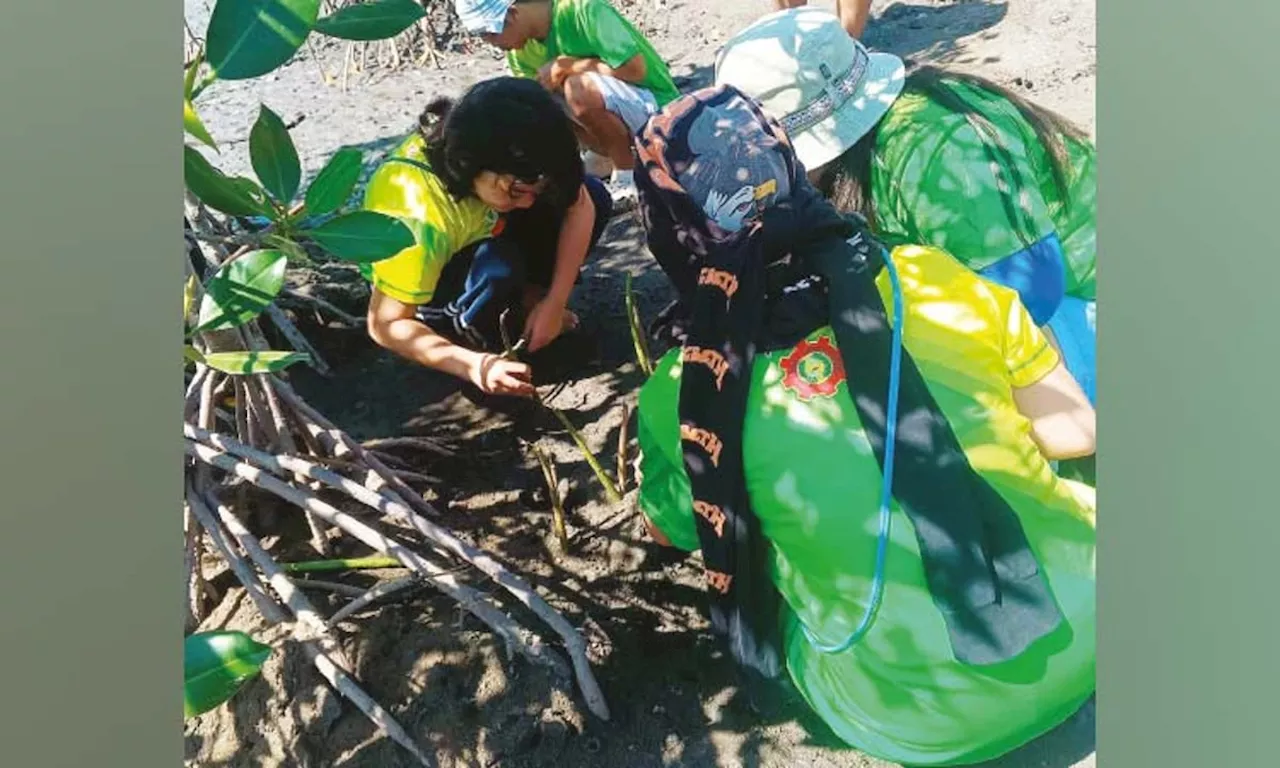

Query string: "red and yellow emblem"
[[780, 334, 846, 401]]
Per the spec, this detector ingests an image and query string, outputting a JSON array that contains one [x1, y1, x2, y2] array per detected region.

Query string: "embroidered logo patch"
[[780, 334, 846, 401]]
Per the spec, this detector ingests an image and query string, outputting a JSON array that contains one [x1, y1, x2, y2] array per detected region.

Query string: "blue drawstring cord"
[[801, 249, 905, 655]]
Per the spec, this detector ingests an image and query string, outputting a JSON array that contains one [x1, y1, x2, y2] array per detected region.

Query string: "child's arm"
[[524, 183, 596, 351], [367, 288, 536, 397], [996, 282, 1096, 460], [542, 53, 647, 89], [1012, 361, 1096, 460]]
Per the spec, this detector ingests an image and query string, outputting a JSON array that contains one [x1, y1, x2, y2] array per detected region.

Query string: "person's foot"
[[583, 150, 614, 179], [608, 168, 639, 209]]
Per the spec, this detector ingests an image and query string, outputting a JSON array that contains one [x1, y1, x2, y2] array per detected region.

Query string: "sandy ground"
[[183, 2, 1096, 766]]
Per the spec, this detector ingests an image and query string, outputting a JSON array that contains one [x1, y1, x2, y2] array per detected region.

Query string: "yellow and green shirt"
[[635, 244, 1096, 766], [506, 0, 680, 107], [871, 85, 1097, 301], [358, 134, 502, 305]]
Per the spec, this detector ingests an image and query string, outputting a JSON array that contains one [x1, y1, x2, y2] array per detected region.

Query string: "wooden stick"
[[264, 304, 333, 376], [186, 440, 589, 711], [361, 436, 453, 457], [257, 376, 332, 555], [184, 503, 201, 633], [281, 287, 363, 328], [233, 380, 251, 444], [327, 575, 422, 627], [186, 482, 287, 623], [290, 578, 368, 598], [205, 490, 436, 767], [273, 377, 441, 520]]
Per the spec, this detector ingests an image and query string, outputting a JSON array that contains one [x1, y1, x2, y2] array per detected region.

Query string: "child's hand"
[[537, 62, 557, 90], [538, 57, 576, 91], [470, 353, 536, 397], [523, 298, 577, 352]]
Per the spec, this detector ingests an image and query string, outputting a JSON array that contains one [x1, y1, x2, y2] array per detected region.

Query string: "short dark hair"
[[419, 77, 584, 210]]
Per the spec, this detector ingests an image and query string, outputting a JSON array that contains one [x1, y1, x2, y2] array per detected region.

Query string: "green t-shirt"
[[870, 83, 1097, 300], [506, 0, 680, 107], [636, 245, 1096, 766]]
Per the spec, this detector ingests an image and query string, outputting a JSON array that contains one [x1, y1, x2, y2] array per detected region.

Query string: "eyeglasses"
[[504, 175, 549, 200]]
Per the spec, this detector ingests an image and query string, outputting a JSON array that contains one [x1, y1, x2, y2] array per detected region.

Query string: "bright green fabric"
[[505, 0, 680, 106], [871, 83, 1096, 300], [636, 244, 1096, 766]]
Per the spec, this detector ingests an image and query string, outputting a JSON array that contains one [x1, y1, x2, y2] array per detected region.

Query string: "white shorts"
[[582, 72, 661, 134]]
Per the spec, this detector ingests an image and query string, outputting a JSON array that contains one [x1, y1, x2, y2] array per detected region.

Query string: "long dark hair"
[[817, 64, 1089, 235], [417, 77, 584, 211]]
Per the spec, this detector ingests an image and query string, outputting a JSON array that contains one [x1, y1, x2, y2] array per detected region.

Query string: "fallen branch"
[[273, 377, 441, 520], [205, 489, 436, 767], [186, 481, 287, 623], [290, 578, 368, 598], [282, 286, 364, 328], [265, 304, 334, 376], [233, 380, 251, 444], [361, 436, 454, 457], [186, 440, 592, 714], [327, 575, 422, 627], [254, 376, 332, 556]]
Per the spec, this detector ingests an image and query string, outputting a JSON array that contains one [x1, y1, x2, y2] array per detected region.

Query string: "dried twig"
[[184, 504, 202, 633], [290, 578, 368, 598], [186, 482, 287, 623], [282, 286, 364, 328], [233, 380, 251, 444], [265, 304, 333, 376], [361, 436, 453, 457], [186, 439, 603, 718], [256, 376, 332, 555], [327, 575, 423, 627], [273, 377, 440, 520], [205, 490, 436, 767]]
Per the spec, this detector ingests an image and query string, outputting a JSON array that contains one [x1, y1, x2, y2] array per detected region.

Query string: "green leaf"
[[184, 345, 207, 365], [249, 105, 302, 203], [185, 100, 219, 151], [303, 210, 414, 263], [184, 48, 205, 101], [185, 631, 272, 718], [207, 0, 321, 81], [194, 250, 288, 333], [184, 146, 268, 216], [204, 350, 311, 374], [304, 148, 363, 215], [314, 0, 426, 41]]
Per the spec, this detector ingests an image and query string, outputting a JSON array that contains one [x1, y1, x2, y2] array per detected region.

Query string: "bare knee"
[[562, 74, 604, 118]]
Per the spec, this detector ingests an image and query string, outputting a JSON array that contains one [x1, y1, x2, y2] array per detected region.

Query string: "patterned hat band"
[[778, 46, 870, 136]]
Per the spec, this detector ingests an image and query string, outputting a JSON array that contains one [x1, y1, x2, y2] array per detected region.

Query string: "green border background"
[[1099, 0, 1280, 764], [0, 1, 180, 766], [1, 0, 1278, 766]]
